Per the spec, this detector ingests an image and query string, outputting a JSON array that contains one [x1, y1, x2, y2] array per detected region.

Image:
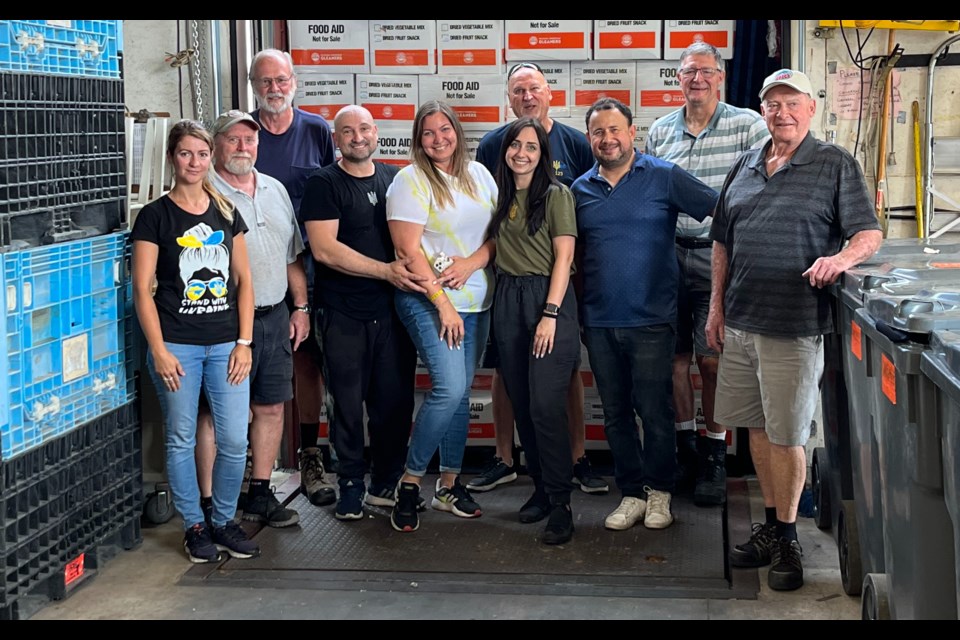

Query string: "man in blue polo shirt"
[[572, 98, 718, 532]]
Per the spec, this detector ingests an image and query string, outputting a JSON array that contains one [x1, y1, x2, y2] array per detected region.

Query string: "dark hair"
[[488, 117, 561, 239], [584, 97, 633, 130]]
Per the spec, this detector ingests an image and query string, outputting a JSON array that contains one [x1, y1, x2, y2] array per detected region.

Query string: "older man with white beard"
[[249, 48, 337, 506], [194, 110, 311, 529]]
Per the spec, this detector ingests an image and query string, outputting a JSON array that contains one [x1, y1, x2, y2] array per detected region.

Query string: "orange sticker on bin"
[[598, 31, 657, 49], [374, 50, 430, 67], [441, 50, 499, 66], [881, 353, 896, 404], [291, 49, 366, 66], [508, 32, 585, 50], [65, 553, 85, 586], [669, 31, 729, 48], [851, 321, 862, 360], [930, 262, 960, 269]]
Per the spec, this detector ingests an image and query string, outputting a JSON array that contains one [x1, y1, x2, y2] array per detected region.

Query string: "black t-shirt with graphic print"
[[131, 194, 249, 345], [300, 162, 400, 321]]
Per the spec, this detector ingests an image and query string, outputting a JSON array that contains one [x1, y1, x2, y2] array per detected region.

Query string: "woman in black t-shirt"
[[131, 119, 258, 564]]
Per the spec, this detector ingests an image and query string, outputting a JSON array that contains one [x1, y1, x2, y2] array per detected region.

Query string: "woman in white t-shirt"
[[386, 100, 498, 533]]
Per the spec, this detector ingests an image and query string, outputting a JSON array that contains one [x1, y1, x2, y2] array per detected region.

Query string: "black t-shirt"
[[300, 162, 400, 320], [131, 194, 248, 345]]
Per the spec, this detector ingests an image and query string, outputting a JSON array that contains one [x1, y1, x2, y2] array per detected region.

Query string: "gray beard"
[[256, 90, 294, 115], [223, 157, 254, 175]]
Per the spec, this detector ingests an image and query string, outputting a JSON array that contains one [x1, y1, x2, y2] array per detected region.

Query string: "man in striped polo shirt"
[[645, 42, 769, 507]]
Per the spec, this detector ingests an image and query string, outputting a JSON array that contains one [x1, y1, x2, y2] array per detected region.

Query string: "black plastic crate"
[[0, 401, 142, 614], [0, 152, 126, 216], [0, 197, 126, 250]]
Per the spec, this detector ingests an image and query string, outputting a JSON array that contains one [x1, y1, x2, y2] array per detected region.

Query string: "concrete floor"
[[24, 475, 860, 621]]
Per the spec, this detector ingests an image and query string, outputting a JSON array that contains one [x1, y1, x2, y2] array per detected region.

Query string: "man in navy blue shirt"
[[572, 98, 718, 532]]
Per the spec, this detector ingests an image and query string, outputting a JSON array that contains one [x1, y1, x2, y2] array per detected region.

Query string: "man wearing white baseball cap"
[[705, 68, 882, 591]]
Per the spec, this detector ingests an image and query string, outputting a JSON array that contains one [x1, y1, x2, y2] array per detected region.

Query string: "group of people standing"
[[132, 43, 883, 593]]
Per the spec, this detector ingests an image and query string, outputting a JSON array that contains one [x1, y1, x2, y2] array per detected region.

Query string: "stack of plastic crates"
[[0, 20, 140, 620]]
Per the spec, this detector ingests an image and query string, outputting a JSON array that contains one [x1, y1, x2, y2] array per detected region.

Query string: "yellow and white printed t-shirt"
[[386, 160, 498, 313]]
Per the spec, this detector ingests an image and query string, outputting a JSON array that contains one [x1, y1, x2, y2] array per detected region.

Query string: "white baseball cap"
[[759, 69, 813, 100]]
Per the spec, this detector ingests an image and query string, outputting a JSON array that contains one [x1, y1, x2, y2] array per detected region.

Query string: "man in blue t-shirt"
[[572, 98, 718, 534], [247, 48, 336, 506], [472, 61, 607, 502]]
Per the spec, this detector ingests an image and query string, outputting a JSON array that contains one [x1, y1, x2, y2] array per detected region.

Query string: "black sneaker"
[[729, 522, 777, 568], [542, 503, 574, 545], [299, 447, 336, 506], [336, 479, 365, 521], [674, 431, 698, 494], [242, 491, 300, 528], [364, 482, 427, 511], [693, 437, 727, 506], [183, 523, 221, 564], [466, 456, 517, 492], [431, 478, 482, 518], [212, 521, 261, 559], [572, 455, 609, 494], [391, 482, 421, 533], [768, 537, 804, 591], [518, 488, 551, 524]]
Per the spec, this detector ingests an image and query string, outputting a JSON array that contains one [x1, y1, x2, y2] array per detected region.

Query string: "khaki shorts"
[[714, 327, 823, 447]]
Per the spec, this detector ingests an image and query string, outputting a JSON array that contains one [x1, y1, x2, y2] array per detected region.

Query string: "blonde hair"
[[166, 119, 235, 222], [409, 100, 478, 210]]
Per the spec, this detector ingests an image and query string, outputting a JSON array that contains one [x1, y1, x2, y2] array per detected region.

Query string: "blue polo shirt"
[[572, 151, 719, 328]]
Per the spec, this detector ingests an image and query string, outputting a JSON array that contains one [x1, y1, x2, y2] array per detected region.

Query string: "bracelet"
[[429, 289, 445, 303]]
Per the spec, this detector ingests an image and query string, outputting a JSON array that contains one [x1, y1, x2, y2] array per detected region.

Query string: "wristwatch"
[[543, 303, 560, 315], [294, 303, 311, 314], [236, 338, 253, 347]]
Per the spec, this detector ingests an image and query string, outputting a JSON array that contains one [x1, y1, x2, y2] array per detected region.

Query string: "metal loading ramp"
[[180, 477, 759, 600]]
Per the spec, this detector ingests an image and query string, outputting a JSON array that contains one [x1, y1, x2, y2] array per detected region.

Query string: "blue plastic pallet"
[[1, 231, 134, 460], [0, 20, 121, 79]]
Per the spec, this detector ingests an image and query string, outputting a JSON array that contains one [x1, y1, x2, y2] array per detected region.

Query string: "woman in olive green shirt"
[[487, 117, 580, 545]]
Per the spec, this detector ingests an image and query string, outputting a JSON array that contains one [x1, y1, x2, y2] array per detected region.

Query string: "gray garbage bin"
[[920, 328, 960, 618], [854, 292, 959, 619]]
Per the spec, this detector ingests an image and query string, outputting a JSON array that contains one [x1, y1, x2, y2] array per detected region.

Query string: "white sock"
[[675, 420, 696, 432], [705, 430, 727, 441]]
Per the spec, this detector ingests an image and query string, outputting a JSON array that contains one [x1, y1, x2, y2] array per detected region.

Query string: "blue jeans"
[[395, 291, 490, 476], [148, 341, 250, 530], [583, 325, 677, 496]]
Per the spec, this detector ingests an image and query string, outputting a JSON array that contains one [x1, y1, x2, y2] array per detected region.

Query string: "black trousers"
[[317, 305, 417, 486], [493, 274, 579, 503]]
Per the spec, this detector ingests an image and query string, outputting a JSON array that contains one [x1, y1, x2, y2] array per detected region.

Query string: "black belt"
[[675, 237, 713, 250], [254, 301, 283, 316]]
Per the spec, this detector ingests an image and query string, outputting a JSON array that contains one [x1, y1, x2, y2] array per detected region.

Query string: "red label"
[[882, 354, 897, 404], [549, 89, 567, 107], [508, 32, 586, 50], [374, 49, 430, 66], [575, 89, 632, 107], [640, 90, 687, 107], [598, 31, 657, 49], [441, 49, 499, 66], [363, 103, 417, 120], [65, 554, 85, 586], [290, 48, 366, 66], [669, 31, 730, 48], [300, 104, 349, 120], [851, 321, 863, 360], [585, 424, 606, 441], [450, 105, 501, 123], [467, 423, 495, 438]]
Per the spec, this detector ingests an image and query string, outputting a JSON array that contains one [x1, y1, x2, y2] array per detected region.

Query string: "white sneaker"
[[644, 487, 674, 529], [604, 496, 647, 530]]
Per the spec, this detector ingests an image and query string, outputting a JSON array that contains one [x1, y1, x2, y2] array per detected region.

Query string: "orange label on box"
[[851, 321, 863, 360], [378, 158, 410, 167], [451, 105, 501, 123], [468, 423, 495, 438], [374, 49, 430, 66], [291, 49, 367, 66], [508, 32, 585, 50], [550, 90, 567, 107], [576, 89, 632, 106], [65, 553, 85, 586], [441, 49, 499, 66], [598, 31, 657, 49], [930, 262, 960, 269], [363, 103, 417, 120], [882, 354, 897, 404], [669, 31, 730, 48], [585, 424, 606, 441], [640, 90, 686, 107], [300, 104, 349, 120]]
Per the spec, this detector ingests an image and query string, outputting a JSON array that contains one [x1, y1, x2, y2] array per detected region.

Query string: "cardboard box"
[[467, 389, 495, 443], [295, 73, 355, 122], [505, 20, 592, 61], [461, 125, 499, 161], [437, 20, 505, 73], [356, 74, 419, 124], [371, 124, 412, 167], [571, 61, 637, 119], [593, 19, 662, 60], [505, 61, 570, 120], [418, 74, 505, 129], [289, 20, 370, 74], [663, 19, 735, 61], [370, 20, 436, 74]]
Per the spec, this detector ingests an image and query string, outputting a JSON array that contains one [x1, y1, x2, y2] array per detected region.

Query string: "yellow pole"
[[913, 100, 925, 237]]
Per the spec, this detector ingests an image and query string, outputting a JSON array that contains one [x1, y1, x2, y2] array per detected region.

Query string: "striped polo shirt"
[[645, 102, 769, 238]]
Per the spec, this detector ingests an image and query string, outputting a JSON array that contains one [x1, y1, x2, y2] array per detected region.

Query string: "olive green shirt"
[[495, 184, 577, 276]]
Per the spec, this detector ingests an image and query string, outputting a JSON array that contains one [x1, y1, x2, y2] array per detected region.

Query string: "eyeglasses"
[[185, 277, 227, 301], [507, 62, 542, 79], [252, 75, 292, 89], [678, 67, 720, 79], [222, 135, 258, 147]]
